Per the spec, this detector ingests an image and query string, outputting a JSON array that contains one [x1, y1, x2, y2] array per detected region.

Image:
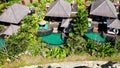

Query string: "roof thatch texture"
[[107, 19, 120, 29], [46, 0, 71, 18], [2, 25, 20, 35], [90, 0, 117, 18], [0, 3, 30, 24]]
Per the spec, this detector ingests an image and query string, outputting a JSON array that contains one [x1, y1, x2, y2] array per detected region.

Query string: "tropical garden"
[[0, 0, 120, 67]]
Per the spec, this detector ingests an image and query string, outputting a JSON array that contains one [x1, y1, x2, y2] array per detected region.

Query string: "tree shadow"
[[74, 66, 90, 68], [100, 61, 117, 68]]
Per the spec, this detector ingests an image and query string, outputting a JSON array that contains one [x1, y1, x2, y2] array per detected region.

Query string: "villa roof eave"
[[0, 3, 30, 24], [45, 0, 71, 18], [90, 0, 117, 18], [107, 19, 120, 29], [2, 24, 20, 35]]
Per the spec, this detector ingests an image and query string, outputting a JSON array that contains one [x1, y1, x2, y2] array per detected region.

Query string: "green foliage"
[[6, 34, 24, 56], [76, 0, 85, 9], [96, 43, 116, 57], [17, 14, 41, 56], [85, 40, 97, 56], [84, 40, 116, 57], [72, 8, 88, 36], [27, 43, 40, 56], [0, 0, 119, 65], [0, 47, 8, 65], [0, 25, 4, 29], [0, 3, 8, 14], [0, 25, 5, 32], [0, 0, 19, 14], [4, 14, 40, 61], [16, 14, 39, 48], [27, 2, 46, 21], [66, 33, 86, 54], [45, 46, 69, 58], [65, 2, 88, 55], [66, 0, 73, 2], [115, 38, 120, 52], [46, 0, 54, 3]]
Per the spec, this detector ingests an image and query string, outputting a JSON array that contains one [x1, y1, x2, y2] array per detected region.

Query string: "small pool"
[[0, 38, 5, 48], [41, 33, 64, 45], [39, 24, 49, 30], [85, 30, 106, 42]]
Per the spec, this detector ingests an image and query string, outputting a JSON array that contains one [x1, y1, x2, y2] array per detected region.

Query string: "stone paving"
[[20, 61, 120, 68]]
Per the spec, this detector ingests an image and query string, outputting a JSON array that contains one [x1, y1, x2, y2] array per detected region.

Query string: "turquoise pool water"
[[41, 33, 64, 45], [39, 24, 48, 30], [85, 31, 106, 42], [0, 38, 5, 48]]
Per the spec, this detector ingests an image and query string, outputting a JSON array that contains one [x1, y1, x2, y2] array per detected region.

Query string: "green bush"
[[0, 3, 8, 14], [84, 40, 116, 57], [45, 46, 69, 58], [115, 38, 120, 52], [96, 43, 116, 57]]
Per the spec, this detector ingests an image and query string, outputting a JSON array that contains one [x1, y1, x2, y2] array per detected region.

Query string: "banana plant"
[[96, 43, 116, 57]]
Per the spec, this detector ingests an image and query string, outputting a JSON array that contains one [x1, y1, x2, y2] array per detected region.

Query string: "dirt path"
[[20, 61, 120, 68]]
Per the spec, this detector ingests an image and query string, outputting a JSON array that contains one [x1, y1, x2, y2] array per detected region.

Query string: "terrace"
[[85, 0, 120, 42], [37, 0, 75, 45]]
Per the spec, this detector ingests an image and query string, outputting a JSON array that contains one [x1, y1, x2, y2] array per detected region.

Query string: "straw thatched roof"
[[2, 25, 20, 35], [0, 3, 30, 24], [107, 19, 120, 29], [90, 0, 117, 18], [46, 0, 71, 18]]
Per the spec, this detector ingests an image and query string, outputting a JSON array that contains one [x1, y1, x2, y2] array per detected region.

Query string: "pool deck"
[[41, 33, 64, 45]]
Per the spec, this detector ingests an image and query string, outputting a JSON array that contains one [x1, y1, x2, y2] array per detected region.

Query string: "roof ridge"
[[106, 0, 117, 18], [11, 4, 18, 23], [60, 0, 70, 17], [91, 0, 105, 14], [46, 0, 59, 16]]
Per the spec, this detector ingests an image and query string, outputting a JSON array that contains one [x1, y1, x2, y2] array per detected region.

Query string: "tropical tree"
[[65, 0, 88, 55], [84, 40, 116, 57], [45, 46, 69, 58], [72, 7, 88, 36], [115, 38, 120, 52], [5, 14, 40, 59]]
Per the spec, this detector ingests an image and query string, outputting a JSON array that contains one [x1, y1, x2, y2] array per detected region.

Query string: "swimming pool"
[[85, 30, 106, 42], [0, 38, 5, 48], [39, 24, 49, 30], [41, 33, 64, 45]]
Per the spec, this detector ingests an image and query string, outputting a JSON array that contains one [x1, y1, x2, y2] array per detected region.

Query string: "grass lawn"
[[1, 53, 120, 68]]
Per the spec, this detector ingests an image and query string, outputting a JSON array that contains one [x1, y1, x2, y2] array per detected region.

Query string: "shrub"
[[45, 46, 69, 58], [84, 40, 116, 57]]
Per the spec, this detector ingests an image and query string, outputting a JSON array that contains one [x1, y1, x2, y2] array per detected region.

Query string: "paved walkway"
[[20, 61, 120, 68]]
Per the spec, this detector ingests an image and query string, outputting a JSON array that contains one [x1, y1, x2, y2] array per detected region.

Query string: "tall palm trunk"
[[38, 0, 40, 3], [21, 0, 25, 5], [119, 0, 120, 11], [118, 0, 120, 20], [30, 0, 33, 3]]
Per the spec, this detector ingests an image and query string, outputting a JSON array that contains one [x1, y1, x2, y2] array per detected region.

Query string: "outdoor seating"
[[107, 28, 119, 35], [53, 27, 58, 33]]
